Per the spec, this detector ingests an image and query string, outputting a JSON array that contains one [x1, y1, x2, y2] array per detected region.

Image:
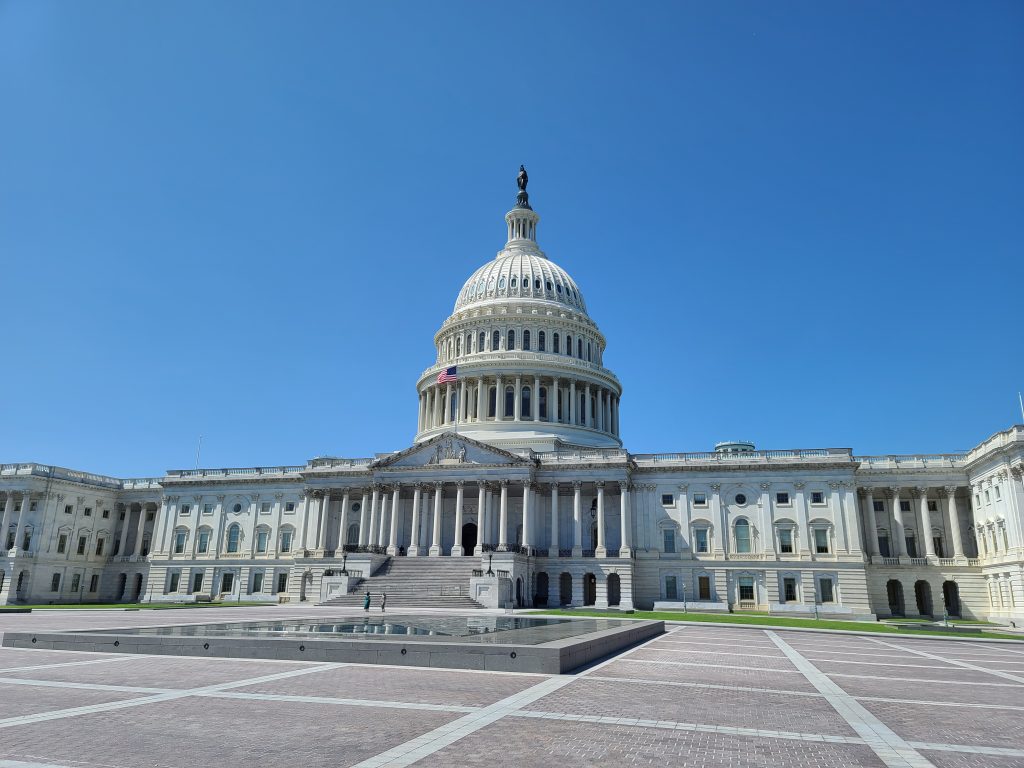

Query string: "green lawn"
[[0, 601, 272, 611], [527, 608, 1024, 641]]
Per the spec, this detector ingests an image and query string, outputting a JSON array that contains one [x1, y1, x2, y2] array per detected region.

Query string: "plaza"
[[0, 605, 1022, 767]]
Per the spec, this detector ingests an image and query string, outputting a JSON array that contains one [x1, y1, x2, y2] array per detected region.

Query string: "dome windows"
[[510, 276, 517, 288], [507, 329, 516, 350], [556, 284, 562, 294], [534, 278, 541, 290], [492, 330, 500, 350], [546, 280, 552, 291], [498, 276, 506, 290], [553, 333, 560, 353], [523, 330, 531, 351], [538, 331, 545, 351]]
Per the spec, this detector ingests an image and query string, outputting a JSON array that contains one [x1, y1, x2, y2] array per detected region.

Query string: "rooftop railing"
[[166, 466, 305, 479], [855, 454, 967, 469], [632, 448, 853, 465]]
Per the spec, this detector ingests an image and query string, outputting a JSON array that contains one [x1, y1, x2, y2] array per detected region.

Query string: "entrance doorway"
[[132, 573, 143, 601], [886, 579, 905, 617], [559, 573, 572, 605], [608, 573, 621, 606], [462, 522, 478, 555], [515, 577, 523, 607], [584, 573, 597, 606], [221, 572, 234, 594], [942, 580, 961, 617], [536, 572, 549, 606], [914, 580, 933, 618]]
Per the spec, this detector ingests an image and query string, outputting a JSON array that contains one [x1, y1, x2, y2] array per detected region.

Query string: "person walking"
[[363, 590, 371, 612], [380, 591, 387, 613]]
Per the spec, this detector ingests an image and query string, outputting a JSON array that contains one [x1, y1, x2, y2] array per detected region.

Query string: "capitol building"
[[2, 173, 1022, 625]]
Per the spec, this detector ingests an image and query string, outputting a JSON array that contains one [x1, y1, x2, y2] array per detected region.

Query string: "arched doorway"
[[117, 573, 127, 600], [942, 581, 961, 617], [914, 580, 933, 618], [347, 523, 359, 546], [515, 577, 523, 607], [16, 570, 29, 601], [536, 572, 549, 607], [462, 522, 478, 556], [584, 573, 597, 606], [607, 574, 621, 607], [886, 579, 905, 617], [132, 573, 143, 601], [559, 573, 572, 605]]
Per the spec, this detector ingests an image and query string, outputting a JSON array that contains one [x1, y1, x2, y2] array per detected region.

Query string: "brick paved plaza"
[[1, 607, 1023, 768]]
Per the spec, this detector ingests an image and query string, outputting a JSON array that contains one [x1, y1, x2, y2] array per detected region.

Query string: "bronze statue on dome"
[[515, 165, 532, 209]]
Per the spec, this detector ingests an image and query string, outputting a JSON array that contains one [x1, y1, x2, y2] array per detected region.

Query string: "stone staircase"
[[318, 556, 484, 609]]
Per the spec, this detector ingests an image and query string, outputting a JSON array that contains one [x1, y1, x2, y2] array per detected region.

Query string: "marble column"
[[514, 375, 522, 421], [452, 481, 465, 556], [444, 384, 453, 424], [584, 384, 592, 427], [409, 485, 422, 556], [337, 490, 350, 551], [475, 484, 486, 555], [522, 482, 532, 552], [945, 486, 964, 558], [12, 493, 30, 554], [429, 483, 443, 556], [0, 493, 13, 551], [595, 482, 606, 557], [890, 487, 906, 557], [619, 482, 631, 557], [377, 490, 389, 548], [387, 485, 401, 555], [863, 490, 879, 556], [919, 488, 934, 557], [118, 503, 131, 557], [550, 483, 560, 557], [569, 380, 576, 424], [476, 376, 485, 422], [317, 492, 331, 551], [498, 480, 509, 550], [358, 491, 370, 547], [572, 481, 582, 556], [365, 487, 380, 548], [459, 379, 467, 423], [495, 375, 503, 420], [551, 377, 560, 422], [135, 503, 148, 555]]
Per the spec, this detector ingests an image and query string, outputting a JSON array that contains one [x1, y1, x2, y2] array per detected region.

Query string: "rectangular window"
[[927, 500, 938, 512], [783, 577, 797, 602], [252, 571, 264, 593], [146, 512, 154, 521], [88, 574, 98, 592], [665, 575, 677, 600], [900, 500, 911, 513], [663, 529, 675, 554], [30, 501, 37, 511], [174, 531, 187, 554], [933, 537, 944, 558], [814, 528, 829, 554], [995, 486, 1001, 500], [180, 504, 191, 516], [285, 502, 296, 513], [261, 502, 271, 514], [51, 573, 61, 592], [95, 538, 104, 556], [221, 573, 234, 593], [102, 509, 110, 519], [878, 535, 891, 557], [873, 500, 884, 513], [698, 575, 711, 601], [280, 531, 293, 553], [64, 505, 73, 515], [819, 578, 835, 603], [906, 537, 917, 558], [197, 530, 210, 553], [70, 573, 81, 592], [256, 530, 269, 553], [694, 528, 709, 553], [84, 507, 92, 517], [276, 572, 288, 594], [192, 571, 204, 593], [57, 534, 68, 554], [77, 536, 87, 555], [661, 494, 674, 506], [984, 489, 990, 503], [776, 492, 790, 505], [810, 491, 824, 504], [778, 529, 793, 554], [738, 577, 755, 602], [119, 510, 126, 520], [203, 504, 213, 515], [168, 572, 180, 593], [693, 493, 707, 506]]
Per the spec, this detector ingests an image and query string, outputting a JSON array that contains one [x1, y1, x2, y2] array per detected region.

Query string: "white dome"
[[454, 252, 587, 314]]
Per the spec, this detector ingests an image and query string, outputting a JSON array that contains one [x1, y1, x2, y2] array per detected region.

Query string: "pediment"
[[373, 433, 533, 469]]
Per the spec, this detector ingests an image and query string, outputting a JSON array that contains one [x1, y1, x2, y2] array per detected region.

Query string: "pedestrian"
[[381, 591, 387, 613], [363, 590, 371, 612]]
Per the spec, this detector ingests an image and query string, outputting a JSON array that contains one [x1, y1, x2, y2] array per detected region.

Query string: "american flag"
[[437, 366, 458, 384]]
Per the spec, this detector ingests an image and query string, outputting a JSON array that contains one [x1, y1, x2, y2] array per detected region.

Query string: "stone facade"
[[2, 179, 1023, 623]]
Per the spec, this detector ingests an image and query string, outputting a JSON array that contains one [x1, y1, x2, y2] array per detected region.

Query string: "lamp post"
[[486, 553, 494, 576], [341, 553, 348, 575], [681, 582, 687, 613]]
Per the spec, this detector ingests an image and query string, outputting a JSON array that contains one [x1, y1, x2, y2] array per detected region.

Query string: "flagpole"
[[1018, 391, 1024, 424]]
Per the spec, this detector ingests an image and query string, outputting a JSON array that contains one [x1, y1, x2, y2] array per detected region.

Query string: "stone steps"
[[318, 556, 484, 609]]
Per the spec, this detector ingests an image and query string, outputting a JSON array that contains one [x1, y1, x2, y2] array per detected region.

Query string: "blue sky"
[[1, 2, 1022, 476]]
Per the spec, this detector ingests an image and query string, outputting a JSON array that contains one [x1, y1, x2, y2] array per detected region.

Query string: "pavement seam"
[[865, 637, 1024, 684]]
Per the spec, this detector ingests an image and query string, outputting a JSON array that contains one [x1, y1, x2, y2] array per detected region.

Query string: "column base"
[[617, 547, 632, 559], [572, 547, 582, 558], [594, 599, 609, 609], [386, 545, 399, 556], [428, 545, 442, 557], [596, 547, 607, 558], [473, 545, 483, 556], [450, 545, 464, 557], [547, 548, 558, 558], [408, 546, 421, 557], [618, 598, 635, 611]]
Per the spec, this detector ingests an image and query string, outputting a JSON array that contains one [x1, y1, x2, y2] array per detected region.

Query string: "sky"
[[1, 2, 1022, 477]]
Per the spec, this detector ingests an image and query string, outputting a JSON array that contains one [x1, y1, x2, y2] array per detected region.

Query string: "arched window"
[[566, 335, 572, 355], [511, 276, 517, 288], [173, 527, 188, 555], [534, 278, 541, 290], [492, 330, 500, 350], [456, 336, 462, 357], [523, 330, 531, 351], [504, 386, 515, 418], [538, 331, 546, 351], [478, 332, 485, 353], [498, 276, 506, 289], [546, 280, 552, 291], [577, 338, 583, 358], [507, 329, 516, 350], [226, 524, 241, 553], [449, 391, 457, 422], [539, 386, 547, 419], [522, 386, 531, 418], [553, 333, 560, 353], [488, 386, 497, 418], [279, 525, 295, 554], [735, 519, 752, 553], [587, 341, 592, 361]]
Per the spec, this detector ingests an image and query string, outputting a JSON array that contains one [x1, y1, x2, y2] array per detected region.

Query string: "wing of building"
[[2, 174, 1022, 624]]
